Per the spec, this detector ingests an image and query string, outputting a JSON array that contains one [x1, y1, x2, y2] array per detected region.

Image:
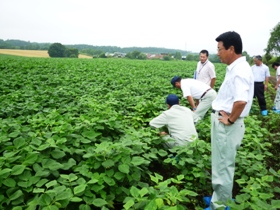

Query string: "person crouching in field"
[[171, 76, 217, 122], [149, 94, 198, 148]]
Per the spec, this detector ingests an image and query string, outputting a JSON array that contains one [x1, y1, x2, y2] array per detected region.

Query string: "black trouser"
[[254, 82, 266, 111]]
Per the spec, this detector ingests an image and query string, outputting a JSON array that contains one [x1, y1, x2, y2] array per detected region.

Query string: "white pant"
[[210, 113, 245, 209]]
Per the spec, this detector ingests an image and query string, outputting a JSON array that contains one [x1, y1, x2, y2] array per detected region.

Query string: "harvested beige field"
[[0, 49, 92, 58]]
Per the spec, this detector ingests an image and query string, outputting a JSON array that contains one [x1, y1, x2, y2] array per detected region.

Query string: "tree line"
[[1, 21, 279, 62]]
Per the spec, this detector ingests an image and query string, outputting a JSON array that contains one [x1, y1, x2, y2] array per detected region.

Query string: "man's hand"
[[264, 84, 268, 91], [218, 111, 232, 126], [159, 132, 167, 136]]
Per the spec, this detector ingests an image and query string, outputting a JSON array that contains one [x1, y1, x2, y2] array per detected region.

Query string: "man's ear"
[[167, 104, 171, 109]]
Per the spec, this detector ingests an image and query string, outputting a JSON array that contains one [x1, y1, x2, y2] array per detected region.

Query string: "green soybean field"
[[0, 55, 280, 210]]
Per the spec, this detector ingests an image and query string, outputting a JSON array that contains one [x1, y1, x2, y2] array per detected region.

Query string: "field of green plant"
[[0, 54, 280, 210]]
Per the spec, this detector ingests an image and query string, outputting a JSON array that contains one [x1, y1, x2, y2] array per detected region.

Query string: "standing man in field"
[[149, 94, 198, 148], [194, 49, 216, 88], [251, 55, 270, 116], [208, 31, 254, 210], [171, 76, 217, 121], [272, 62, 280, 112]]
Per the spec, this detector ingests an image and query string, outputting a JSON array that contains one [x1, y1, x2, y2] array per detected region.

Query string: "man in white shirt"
[[149, 94, 198, 148], [171, 76, 217, 121], [251, 55, 270, 116], [195, 49, 216, 88], [208, 31, 254, 210], [272, 62, 280, 112]]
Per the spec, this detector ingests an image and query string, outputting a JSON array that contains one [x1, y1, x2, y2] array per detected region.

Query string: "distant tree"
[[186, 54, 195, 61], [242, 51, 250, 62], [163, 55, 172, 61], [64, 48, 79, 58], [265, 22, 280, 56], [99, 53, 107, 58], [48, 43, 66, 57], [138, 53, 147, 60], [125, 51, 144, 59], [174, 52, 182, 60]]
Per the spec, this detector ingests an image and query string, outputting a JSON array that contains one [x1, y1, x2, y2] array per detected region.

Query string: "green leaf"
[[155, 198, 164, 208], [272, 200, 280, 208], [82, 130, 101, 139], [114, 172, 125, 180], [69, 173, 78, 182], [51, 149, 66, 159], [130, 186, 139, 198], [33, 188, 45, 193], [36, 179, 49, 187], [123, 199, 134, 210], [78, 204, 91, 210], [62, 158, 76, 170], [39, 194, 52, 206], [42, 205, 59, 210], [158, 149, 168, 156], [139, 187, 149, 198], [3, 178, 16, 187], [37, 143, 50, 151], [46, 180, 57, 188], [102, 159, 114, 168], [118, 164, 129, 174], [71, 197, 83, 202], [0, 168, 11, 176], [13, 137, 26, 148], [74, 184, 86, 195], [55, 189, 72, 201], [9, 190, 23, 201], [144, 199, 157, 210], [11, 165, 26, 175], [12, 207, 23, 210], [103, 176, 115, 186], [9, 130, 20, 138], [92, 198, 107, 207], [131, 156, 146, 166], [23, 152, 39, 165]]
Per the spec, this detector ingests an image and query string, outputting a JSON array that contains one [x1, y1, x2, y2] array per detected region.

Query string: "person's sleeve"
[[266, 66, 270, 77], [209, 63, 216, 78], [149, 112, 167, 128], [233, 75, 250, 102]]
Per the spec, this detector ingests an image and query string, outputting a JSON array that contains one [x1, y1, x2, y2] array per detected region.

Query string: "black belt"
[[254, 82, 264, 84], [212, 109, 230, 116], [200, 88, 212, 99]]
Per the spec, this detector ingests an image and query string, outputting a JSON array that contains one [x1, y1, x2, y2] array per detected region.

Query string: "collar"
[[226, 56, 246, 72]]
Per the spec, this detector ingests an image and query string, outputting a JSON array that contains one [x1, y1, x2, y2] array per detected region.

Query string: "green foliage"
[[64, 48, 79, 58], [266, 22, 280, 56], [48, 43, 66, 58], [0, 55, 279, 209], [125, 50, 147, 60]]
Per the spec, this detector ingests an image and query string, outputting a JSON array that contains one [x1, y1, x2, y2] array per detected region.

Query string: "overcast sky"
[[0, 0, 279, 56]]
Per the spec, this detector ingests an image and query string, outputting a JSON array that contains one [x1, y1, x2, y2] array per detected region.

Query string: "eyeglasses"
[[217, 48, 225, 52]]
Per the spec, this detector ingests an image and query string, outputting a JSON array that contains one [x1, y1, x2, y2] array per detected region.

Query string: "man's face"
[[217, 41, 230, 64], [174, 82, 180, 89], [254, 58, 261, 66], [199, 53, 208, 63]]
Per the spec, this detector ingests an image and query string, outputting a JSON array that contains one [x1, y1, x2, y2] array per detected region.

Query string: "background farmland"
[[0, 54, 280, 210]]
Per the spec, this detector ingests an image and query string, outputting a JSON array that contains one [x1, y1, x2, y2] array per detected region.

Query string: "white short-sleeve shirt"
[[277, 66, 280, 86], [251, 63, 270, 82], [181, 78, 211, 99], [195, 60, 216, 86], [212, 56, 254, 117]]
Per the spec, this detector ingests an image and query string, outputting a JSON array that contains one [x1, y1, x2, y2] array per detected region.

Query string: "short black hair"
[[215, 31, 243, 54], [200, 49, 209, 56], [254, 55, 262, 61], [272, 62, 280, 68]]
